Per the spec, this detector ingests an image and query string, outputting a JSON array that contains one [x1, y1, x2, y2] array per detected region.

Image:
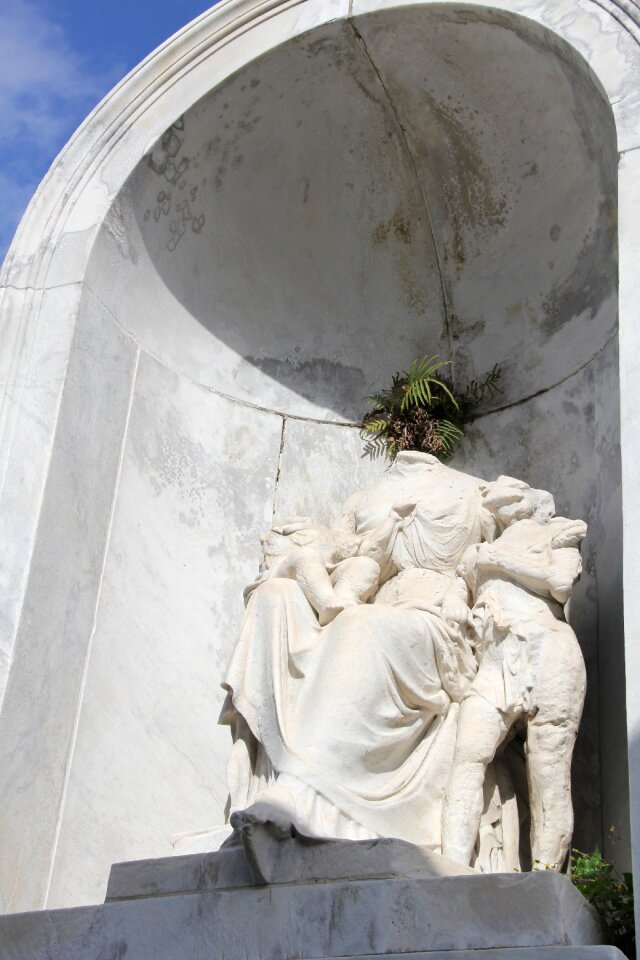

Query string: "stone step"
[[0, 863, 609, 960]]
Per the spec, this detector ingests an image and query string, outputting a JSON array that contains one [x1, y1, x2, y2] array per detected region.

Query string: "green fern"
[[465, 363, 503, 404], [363, 418, 389, 433], [361, 351, 501, 461], [401, 355, 458, 412], [364, 392, 389, 410], [435, 419, 464, 452]]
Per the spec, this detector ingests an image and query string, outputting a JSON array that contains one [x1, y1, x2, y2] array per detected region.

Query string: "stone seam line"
[[0, 283, 83, 710], [42, 344, 141, 908], [83, 279, 620, 426]]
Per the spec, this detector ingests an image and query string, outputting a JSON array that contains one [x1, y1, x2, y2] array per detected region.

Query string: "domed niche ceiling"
[[87, 3, 616, 423], [84, 2, 622, 863]]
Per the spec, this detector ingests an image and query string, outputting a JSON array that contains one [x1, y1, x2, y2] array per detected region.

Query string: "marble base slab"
[[0, 827, 608, 960], [107, 830, 475, 899], [326, 954, 623, 960], [0, 865, 608, 959]]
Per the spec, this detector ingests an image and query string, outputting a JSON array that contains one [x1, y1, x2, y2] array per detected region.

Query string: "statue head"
[[260, 518, 360, 569], [480, 475, 555, 531]]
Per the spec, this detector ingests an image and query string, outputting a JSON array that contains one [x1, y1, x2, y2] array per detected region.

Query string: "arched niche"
[[0, 0, 636, 915]]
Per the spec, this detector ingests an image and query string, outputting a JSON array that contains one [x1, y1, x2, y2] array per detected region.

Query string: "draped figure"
[[221, 452, 495, 854]]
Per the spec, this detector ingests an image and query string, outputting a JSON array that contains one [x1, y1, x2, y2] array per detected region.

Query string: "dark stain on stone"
[[242, 355, 366, 415], [452, 315, 486, 341], [97, 942, 127, 960], [373, 222, 388, 244], [306, 35, 343, 62], [416, 89, 509, 275], [373, 211, 413, 246], [550, 224, 561, 242], [521, 161, 538, 179], [394, 219, 411, 244], [541, 195, 616, 337]]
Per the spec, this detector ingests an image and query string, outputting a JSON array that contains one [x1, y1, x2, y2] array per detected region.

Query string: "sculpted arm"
[[475, 537, 582, 604], [333, 490, 362, 536]]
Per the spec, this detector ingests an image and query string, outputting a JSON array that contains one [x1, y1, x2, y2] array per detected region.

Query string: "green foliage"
[[362, 353, 502, 460], [400, 355, 457, 411], [570, 847, 635, 958], [465, 363, 503, 404]]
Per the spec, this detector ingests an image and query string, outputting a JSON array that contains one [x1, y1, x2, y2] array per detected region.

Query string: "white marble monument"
[[0, 454, 620, 959], [0, 0, 637, 953]]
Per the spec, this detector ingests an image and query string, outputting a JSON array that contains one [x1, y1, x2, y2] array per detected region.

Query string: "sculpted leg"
[[442, 695, 509, 866], [331, 556, 380, 607], [528, 629, 585, 870], [274, 547, 344, 625], [527, 717, 578, 869]]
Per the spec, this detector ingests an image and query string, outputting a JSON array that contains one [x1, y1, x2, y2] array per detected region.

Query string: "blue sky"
[[0, 0, 215, 262]]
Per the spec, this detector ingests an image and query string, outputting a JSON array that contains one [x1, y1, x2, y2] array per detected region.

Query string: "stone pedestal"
[[0, 832, 626, 960]]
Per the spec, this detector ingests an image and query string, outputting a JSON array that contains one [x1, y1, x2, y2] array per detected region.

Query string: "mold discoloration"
[[373, 213, 412, 246], [541, 196, 616, 337], [415, 88, 510, 275], [137, 407, 214, 522], [101, 941, 128, 960]]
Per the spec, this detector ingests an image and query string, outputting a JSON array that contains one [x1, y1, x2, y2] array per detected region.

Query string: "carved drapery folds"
[[221, 452, 586, 872]]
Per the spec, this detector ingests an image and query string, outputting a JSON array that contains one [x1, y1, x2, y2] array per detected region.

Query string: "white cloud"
[[0, 0, 120, 259]]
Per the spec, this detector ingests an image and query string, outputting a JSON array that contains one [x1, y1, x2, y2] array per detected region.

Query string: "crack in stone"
[[347, 17, 455, 370], [0, 280, 82, 295], [472, 330, 617, 420], [272, 416, 286, 522]]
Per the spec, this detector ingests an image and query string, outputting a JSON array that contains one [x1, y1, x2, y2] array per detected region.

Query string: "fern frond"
[[465, 364, 503, 403], [361, 435, 388, 460], [435, 419, 464, 451], [433, 378, 459, 410], [401, 354, 458, 413], [363, 418, 389, 433]]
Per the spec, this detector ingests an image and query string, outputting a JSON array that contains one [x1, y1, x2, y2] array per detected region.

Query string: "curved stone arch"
[[0, 0, 637, 913]]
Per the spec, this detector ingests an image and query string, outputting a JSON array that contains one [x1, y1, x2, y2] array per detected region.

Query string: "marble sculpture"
[[220, 451, 586, 872]]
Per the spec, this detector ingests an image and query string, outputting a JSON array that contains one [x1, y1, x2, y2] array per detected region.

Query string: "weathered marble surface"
[[274, 419, 383, 525], [618, 146, 640, 896], [0, 865, 603, 960], [0, 294, 138, 914], [44, 353, 284, 909], [107, 829, 474, 901], [85, 9, 618, 422]]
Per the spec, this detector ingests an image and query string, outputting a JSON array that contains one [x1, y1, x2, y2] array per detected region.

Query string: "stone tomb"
[[0, 1, 638, 956]]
